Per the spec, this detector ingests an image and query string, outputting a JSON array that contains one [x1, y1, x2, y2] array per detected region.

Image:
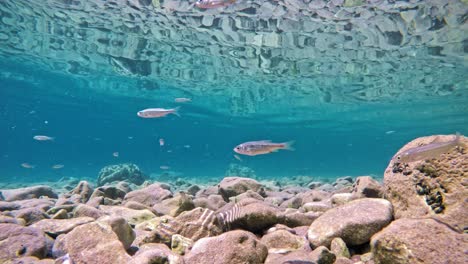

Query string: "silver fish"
[[33, 135, 54, 141], [396, 133, 466, 163], [234, 140, 294, 156], [137, 107, 180, 118]]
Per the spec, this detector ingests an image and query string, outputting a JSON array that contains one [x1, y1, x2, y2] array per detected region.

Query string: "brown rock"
[[99, 205, 156, 226], [4, 256, 55, 264], [70, 180, 93, 203], [53, 222, 132, 263], [352, 176, 384, 198], [260, 229, 305, 254], [0, 201, 21, 211], [0, 186, 58, 202], [280, 210, 322, 227], [0, 224, 50, 261], [31, 217, 94, 238], [371, 218, 468, 264], [123, 183, 172, 207], [152, 192, 195, 217], [384, 134, 468, 232], [218, 177, 262, 200], [73, 204, 106, 219], [184, 230, 267, 264], [97, 216, 135, 250], [265, 246, 335, 264], [330, 237, 350, 258], [308, 198, 393, 248], [10, 207, 49, 225], [193, 194, 226, 211], [130, 243, 184, 264], [171, 234, 193, 255]]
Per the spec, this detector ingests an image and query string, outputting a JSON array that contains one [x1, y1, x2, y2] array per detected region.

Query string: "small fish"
[[184, 145, 191, 148], [396, 133, 466, 163], [33, 135, 54, 141], [234, 154, 242, 161], [21, 163, 35, 169], [113, 152, 119, 157], [386, 130, 396, 134], [52, 164, 64, 169], [174, 97, 192, 103], [128, 136, 134, 140], [234, 140, 295, 156], [159, 138, 165, 146], [195, 0, 236, 9], [137, 107, 180, 118], [160, 165, 170, 170]]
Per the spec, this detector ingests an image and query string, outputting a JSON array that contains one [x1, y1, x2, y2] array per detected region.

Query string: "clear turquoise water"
[[0, 0, 467, 185]]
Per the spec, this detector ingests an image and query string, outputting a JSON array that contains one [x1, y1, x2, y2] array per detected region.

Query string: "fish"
[[52, 164, 64, 169], [396, 133, 466, 163], [137, 107, 180, 118], [386, 130, 396, 134], [160, 165, 170, 170], [184, 145, 191, 148], [195, 0, 236, 9], [174, 97, 192, 103], [233, 140, 295, 156], [113, 152, 119, 157], [159, 138, 165, 146], [33, 135, 54, 141], [21, 163, 35, 169], [234, 154, 242, 161]]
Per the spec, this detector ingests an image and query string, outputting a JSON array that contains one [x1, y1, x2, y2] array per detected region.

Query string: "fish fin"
[[282, 141, 295, 151], [258, 140, 272, 143], [172, 106, 181, 117]]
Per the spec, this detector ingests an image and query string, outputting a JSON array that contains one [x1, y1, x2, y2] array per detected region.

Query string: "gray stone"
[[0, 186, 57, 202], [0, 224, 50, 260]]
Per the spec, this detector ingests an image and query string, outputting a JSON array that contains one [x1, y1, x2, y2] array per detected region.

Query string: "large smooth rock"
[[53, 222, 132, 263], [0, 224, 50, 260], [308, 198, 393, 248], [73, 204, 106, 219], [152, 192, 195, 217], [218, 177, 262, 200], [384, 134, 468, 232], [0, 186, 58, 201], [31, 217, 95, 237], [123, 183, 172, 207], [260, 229, 305, 254], [130, 243, 184, 264], [9, 207, 49, 225], [371, 218, 468, 264], [97, 163, 147, 186], [352, 176, 384, 198], [184, 230, 268, 264]]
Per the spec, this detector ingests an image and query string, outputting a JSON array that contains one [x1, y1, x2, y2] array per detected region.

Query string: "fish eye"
[[397, 156, 401, 160]]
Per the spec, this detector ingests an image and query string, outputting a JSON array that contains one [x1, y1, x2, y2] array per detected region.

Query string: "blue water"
[[1, 0, 467, 186]]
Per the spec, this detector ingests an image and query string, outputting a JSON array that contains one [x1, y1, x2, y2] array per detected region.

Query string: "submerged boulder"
[[218, 177, 262, 200], [97, 163, 147, 186], [384, 134, 468, 232], [184, 230, 268, 264], [307, 198, 393, 248], [0, 223, 50, 260], [123, 183, 172, 207], [0, 186, 58, 202], [371, 218, 468, 264]]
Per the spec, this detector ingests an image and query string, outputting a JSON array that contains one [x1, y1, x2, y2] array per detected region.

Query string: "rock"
[[0, 186, 58, 201], [31, 217, 94, 238], [193, 194, 227, 211], [51, 209, 68, 219], [73, 204, 106, 219], [0, 201, 21, 211], [10, 207, 49, 225], [330, 237, 350, 258], [89, 185, 127, 202], [307, 181, 323, 189], [331, 193, 355, 206], [130, 243, 184, 264], [217, 199, 281, 232], [308, 198, 393, 248], [97, 163, 147, 186], [17, 199, 55, 211], [334, 256, 354, 264], [352, 176, 383, 198], [281, 210, 322, 227], [260, 229, 305, 254], [171, 234, 193, 255], [5, 256, 55, 264], [195, 186, 219, 198], [302, 201, 332, 212], [99, 205, 156, 226], [0, 224, 50, 260], [184, 230, 267, 264], [69, 180, 93, 203], [384, 134, 468, 232], [152, 192, 195, 217], [124, 201, 155, 212], [371, 218, 467, 264], [218, 177, 262, 200], [86, 196, 104, 207], [53, 222, 132, 263], [186, 185, 201, 196], [0, 216, 25, 225], [98, 216, 135, 250], [123, 183, 173, 207], [230, 189, 264, 202], [309, 246, 336, 264]]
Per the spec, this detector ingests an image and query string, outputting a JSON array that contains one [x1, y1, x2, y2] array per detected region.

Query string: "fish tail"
[[282, 141, 295, 151], [172, 106, 181, 117]]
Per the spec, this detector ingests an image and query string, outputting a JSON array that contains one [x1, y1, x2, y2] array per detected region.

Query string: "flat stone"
[[31, 217, 94, 237]]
